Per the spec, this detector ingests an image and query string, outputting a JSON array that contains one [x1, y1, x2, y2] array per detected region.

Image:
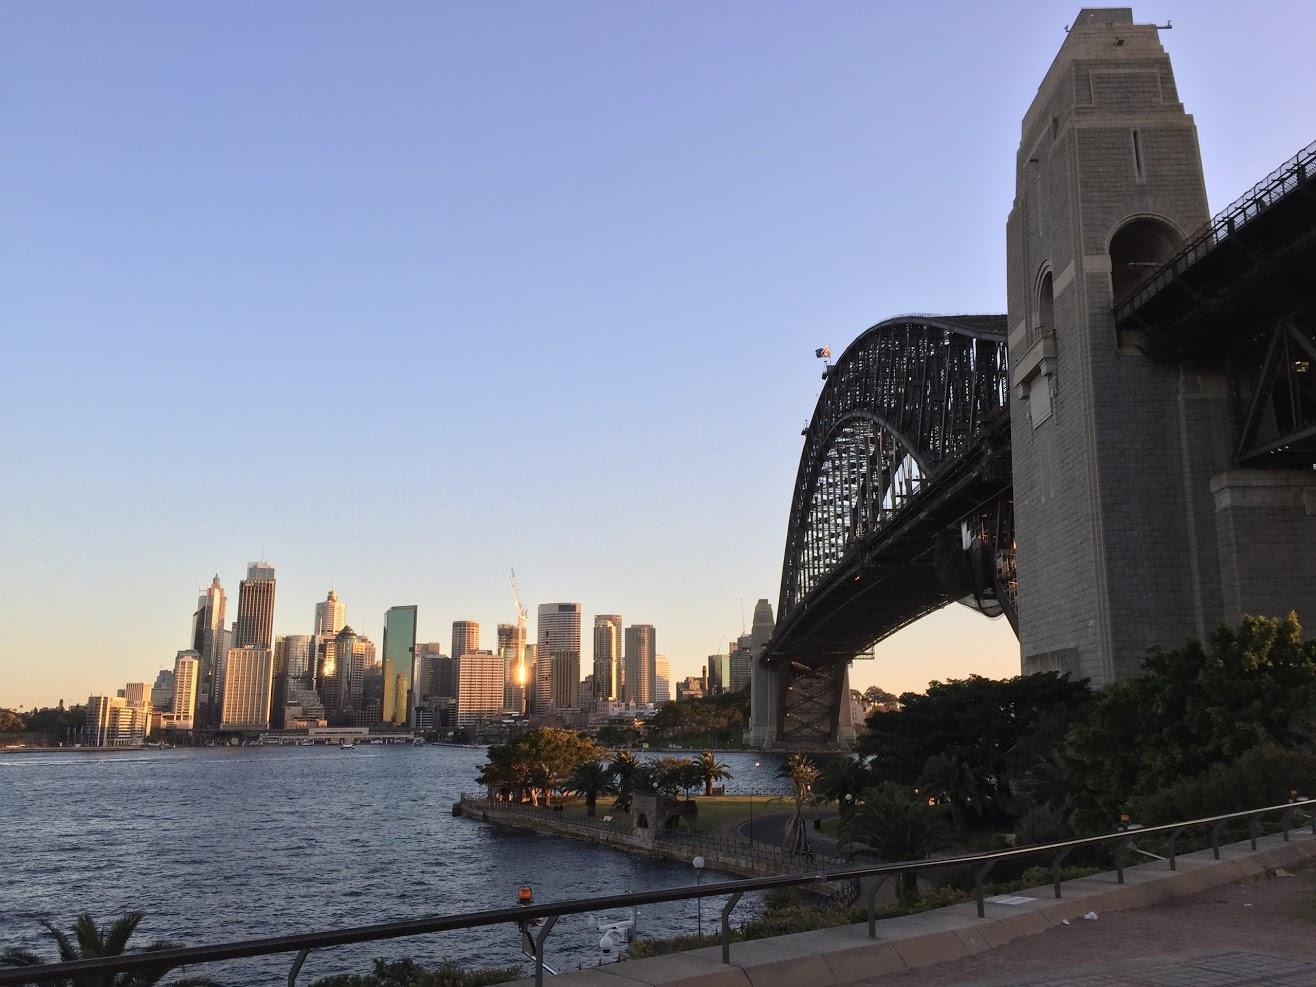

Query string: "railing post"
[[973, 860, 996, 918], [1050, 846, 1072, 899], [1211, 820, 1225, 860], [863, 875, 888, 939], [288, 948, 310, 986], [1167, 827, 1186, 871], [720, 892, 743, 964], [1282, 808, 1294, 842], [1115, 837, 1127, 884], [1249, 816, 1259, 851], [533, 915, 557, 987]]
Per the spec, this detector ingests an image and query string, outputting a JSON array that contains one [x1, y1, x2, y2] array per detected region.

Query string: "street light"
[[692, 856, 706, 936], [748, 760, 761, 845]]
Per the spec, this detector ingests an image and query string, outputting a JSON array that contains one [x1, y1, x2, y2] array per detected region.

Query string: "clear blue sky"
[[4, 2, 1315, 708]]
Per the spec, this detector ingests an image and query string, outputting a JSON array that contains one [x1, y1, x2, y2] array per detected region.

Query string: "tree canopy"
[[477, 728, 603, 806], [1064, 613, 1316, 831]]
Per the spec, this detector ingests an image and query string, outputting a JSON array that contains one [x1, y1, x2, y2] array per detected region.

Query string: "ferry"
[[339, 741, 356, 751]]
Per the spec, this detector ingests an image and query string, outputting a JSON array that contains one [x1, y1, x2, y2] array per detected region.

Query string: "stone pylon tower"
[[1007, 8, 1229, 685]]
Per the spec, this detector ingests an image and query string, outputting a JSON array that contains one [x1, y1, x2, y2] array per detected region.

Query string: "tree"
[[813, 755, 872, 822], [839, 784, 949, 903], [475, 728, 602, 807], [609, 750, 641, 811], [644, 692, 749, 747], [916, 753, 980, 837], [567, 760, 616, 817], [858, 672, 1090, 821], [1064, 613, 1316, 832], [692, 751, 733, 796], [1, 911, 219, 986], [778, 753, 820, 853], [861, 686, 899, 712]]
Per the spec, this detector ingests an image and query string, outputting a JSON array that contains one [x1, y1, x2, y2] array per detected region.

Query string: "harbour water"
[[0, 746, 792, 983]]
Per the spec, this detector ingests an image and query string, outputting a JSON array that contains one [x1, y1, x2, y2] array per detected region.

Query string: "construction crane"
[[509, 567, 530, 715]]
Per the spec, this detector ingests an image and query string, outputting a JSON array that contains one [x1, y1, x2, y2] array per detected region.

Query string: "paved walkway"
[[859, 863, 1316, 986]]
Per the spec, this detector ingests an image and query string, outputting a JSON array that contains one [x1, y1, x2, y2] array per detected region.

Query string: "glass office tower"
[[381, 605, 418, 728]]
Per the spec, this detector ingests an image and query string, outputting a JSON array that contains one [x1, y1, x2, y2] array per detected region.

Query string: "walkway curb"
[[498, 829, 1316, 987]]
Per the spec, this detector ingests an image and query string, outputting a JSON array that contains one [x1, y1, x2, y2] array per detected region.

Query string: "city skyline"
[[7, 2, 1309, 711]]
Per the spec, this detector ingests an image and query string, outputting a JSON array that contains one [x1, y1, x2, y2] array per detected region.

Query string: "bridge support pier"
[[746, 659, 858, 750]]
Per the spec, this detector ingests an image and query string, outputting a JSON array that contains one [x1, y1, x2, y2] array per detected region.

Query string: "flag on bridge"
[[815, 346, 831, 359]]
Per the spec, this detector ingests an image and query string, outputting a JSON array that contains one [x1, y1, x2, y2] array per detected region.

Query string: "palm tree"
[[569, 760, 616, 817], [839, 784, 949, 903], [916, 753, 981, 837], [1, 911, 219, 986], [691, 751, 732, 797], [778, 753, 820, 854], [609, 750, 641, 811], [814, 755, 872, 822]]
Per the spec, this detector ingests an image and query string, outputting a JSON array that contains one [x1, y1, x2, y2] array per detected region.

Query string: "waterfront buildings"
[[381, 605, 418, 727], [623, 624, 656, 704], [318, 626, 374, 717], [191, 574, 227, 725], [676, 675, 705, 701], [220, 645, 274, 730], [497, 623, 527, 713], [315, 589, 346, 639], [538, 603, 581, 711], [451, 621, 479, 667], [149, 669, 175, 710], [85, 694, 150, 746], [170, 651, 199, 729], [417, 642, 452, 698], [592, 615, 622, 701], [729, 634, 752, 693], [235, 562, 277, 649], [706, 653, 730, 694], [655, 654, 671, 704], [455, 650, 502, 729], [277, 635, 314, 684]]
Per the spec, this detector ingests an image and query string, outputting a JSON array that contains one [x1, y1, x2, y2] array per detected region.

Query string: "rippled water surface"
[[0, 746, 791, 984]]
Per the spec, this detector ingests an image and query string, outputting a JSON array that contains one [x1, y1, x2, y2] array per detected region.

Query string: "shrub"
[[312, 959, 524, 987]]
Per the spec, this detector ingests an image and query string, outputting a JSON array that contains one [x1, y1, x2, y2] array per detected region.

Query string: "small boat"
[[297, 739, 313, 747], [588, 907, 638, 952], [412, 737, 426, 747], [340, 741, 356, 750]]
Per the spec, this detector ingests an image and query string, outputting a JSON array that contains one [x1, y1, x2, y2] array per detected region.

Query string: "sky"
[[4, 2, 1315, 710]]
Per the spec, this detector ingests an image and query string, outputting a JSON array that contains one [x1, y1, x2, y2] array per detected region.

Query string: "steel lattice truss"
[[778, 316, 1010, 625]]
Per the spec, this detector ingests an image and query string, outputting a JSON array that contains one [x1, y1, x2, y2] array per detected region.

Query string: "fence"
[[2, 798, 1313, 987]]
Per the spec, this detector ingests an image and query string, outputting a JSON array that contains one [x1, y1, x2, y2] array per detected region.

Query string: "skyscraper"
[[455, 651, 504, 730], [235, 562, 277, 649], [729, 633, 752, 693], [191, 574, 227, 725], [498, 623, 527, 713], [277, 635, 313, 684], [592, 615, 623, 701], [220, 646, 274, 730], [314, 589, 346, 638], [171, 650, 199, 730], [655, 654, 671, 704], [451, 621, 480, 665], [382, 605, 418, 728], [416, 642, 452, 698], [623, 624, 656, 705], [706, 653, 731, 694], [318, 626, 373, 716], [538, 603, 581, 710]]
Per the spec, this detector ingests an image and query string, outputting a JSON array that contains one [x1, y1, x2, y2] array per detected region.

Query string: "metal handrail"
[[1114, 137, 1316, 322], [2, 797, 1312, 987]]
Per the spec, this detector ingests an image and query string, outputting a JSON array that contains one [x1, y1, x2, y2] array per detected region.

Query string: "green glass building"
[[382, 605, 418, 728]]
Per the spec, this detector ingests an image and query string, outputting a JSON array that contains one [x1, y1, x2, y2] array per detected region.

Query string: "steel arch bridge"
[[759, 314, 1017, 746]]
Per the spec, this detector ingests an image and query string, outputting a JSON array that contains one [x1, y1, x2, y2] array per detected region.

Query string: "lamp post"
[[748, 760, 761, 845], [692, 856, 705, 936]]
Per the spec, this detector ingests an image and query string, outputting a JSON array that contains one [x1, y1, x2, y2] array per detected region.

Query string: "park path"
[[853, 864, 1316, 986]]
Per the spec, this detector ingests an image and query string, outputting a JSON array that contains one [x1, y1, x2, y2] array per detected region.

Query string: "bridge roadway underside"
[[767, 414, 1012, 670]]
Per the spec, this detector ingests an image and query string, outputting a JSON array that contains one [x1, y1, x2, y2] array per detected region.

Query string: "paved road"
[[735, 809, 852, 857]]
